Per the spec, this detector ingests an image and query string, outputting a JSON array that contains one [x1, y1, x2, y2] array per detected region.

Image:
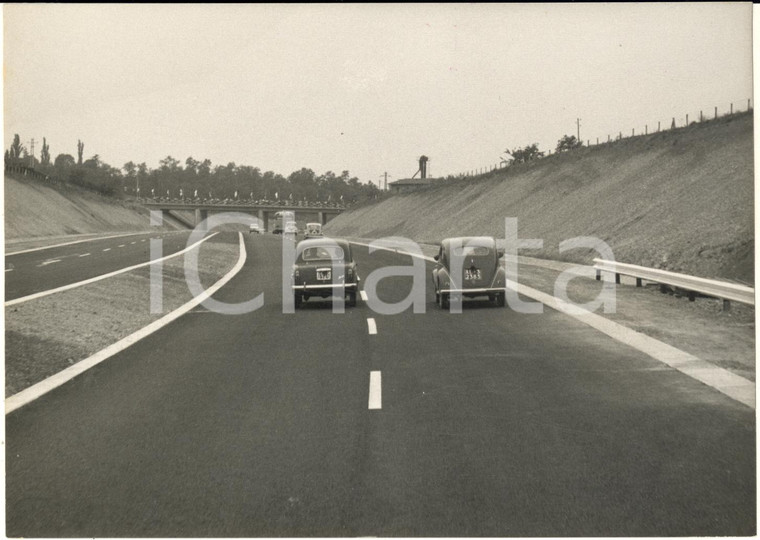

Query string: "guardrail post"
[[615, 273, 620, 285], [636, 277, 642, 287], [723, 299, 731, 312], [595, 269, 601, 281], [688, 291, 695, 302]]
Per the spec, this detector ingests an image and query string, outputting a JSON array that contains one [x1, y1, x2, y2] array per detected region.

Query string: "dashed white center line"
[[360, 290, 368, 302], [367, 318, 377, 335], [118, 244, 125, 248], [37, 259, 61, 267], [368, 371, 382, 410], [130, 241, 136, 245], [5, 268, 13, 273], [79, 253, 91, 257], [103, 248, 111, 252]]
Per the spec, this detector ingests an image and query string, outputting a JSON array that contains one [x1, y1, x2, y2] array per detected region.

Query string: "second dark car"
[[432, 236, 507, 308]]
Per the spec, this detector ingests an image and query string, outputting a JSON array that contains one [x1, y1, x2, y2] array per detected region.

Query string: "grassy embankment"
[[4, 172, 179, 242], [326, 112, 754, 284]]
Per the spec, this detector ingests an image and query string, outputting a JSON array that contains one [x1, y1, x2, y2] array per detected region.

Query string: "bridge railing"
[[593, 258, 754, 310], [142, 198, 346, 209]]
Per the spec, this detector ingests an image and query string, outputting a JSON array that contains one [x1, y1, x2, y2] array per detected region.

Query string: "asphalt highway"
[[4, 231, 193, 301], [5, 233, 755, 536]]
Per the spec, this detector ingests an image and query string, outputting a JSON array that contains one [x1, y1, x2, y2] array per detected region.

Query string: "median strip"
[[5, 232, 247, 414], [5, 233, 218, 307]]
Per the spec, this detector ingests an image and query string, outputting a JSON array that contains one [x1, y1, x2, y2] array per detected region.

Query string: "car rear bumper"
[[439, 287, 505, 295], [292, 283, 358, 290]]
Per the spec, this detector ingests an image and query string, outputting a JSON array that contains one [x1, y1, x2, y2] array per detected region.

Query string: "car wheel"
[[496, 291, 506, 307], [294, 293, 302, 308], [440, 293, 449, 309], [347, 292, 357, 307]]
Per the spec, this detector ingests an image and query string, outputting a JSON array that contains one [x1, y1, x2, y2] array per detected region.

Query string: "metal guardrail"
[[593, 258, 755, 308]]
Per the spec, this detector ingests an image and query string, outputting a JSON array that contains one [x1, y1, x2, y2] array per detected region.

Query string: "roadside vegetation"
[[5, 134, 383, 205]]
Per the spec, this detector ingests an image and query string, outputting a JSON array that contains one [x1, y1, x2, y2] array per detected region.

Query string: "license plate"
[[316, 270, 331, 281], [464, 269, 481, 281]]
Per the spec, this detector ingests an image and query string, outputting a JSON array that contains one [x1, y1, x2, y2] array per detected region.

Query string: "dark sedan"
[[432, 236, 506, 308], [291, 238, 359, 307]]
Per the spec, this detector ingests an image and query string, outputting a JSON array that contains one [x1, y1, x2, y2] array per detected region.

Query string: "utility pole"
[[576, 119, 581, 142]]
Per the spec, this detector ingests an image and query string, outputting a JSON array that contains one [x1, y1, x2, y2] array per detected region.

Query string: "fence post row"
[[422, 100, 748, 177]]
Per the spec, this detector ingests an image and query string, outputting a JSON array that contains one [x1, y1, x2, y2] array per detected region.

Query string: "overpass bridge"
[[142, 199, 346, 231]]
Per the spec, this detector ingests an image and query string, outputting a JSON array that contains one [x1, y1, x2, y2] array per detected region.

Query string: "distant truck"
[[273, 211, 295, 234]]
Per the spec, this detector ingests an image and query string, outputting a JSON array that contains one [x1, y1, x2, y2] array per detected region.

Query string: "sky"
[[3, 4, 754, 188]]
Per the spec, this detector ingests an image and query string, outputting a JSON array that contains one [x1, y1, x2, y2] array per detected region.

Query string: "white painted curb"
[[5, 232, 247, 415]]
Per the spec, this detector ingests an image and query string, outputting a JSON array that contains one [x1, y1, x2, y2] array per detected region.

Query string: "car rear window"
[[452, 246, 491, 256], [301, 246, 345, 261]]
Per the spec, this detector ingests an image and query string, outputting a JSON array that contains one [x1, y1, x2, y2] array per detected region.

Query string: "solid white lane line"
[[102, 248, 111, 252], [367, 318, 377, 335], [37, 259, 61, 267], [5, 233, 219, 307], [79, 253, 91, 257], [360, 290, 368, 302], [368, 371, 382, 410], [513, 281, 756, 409], [5, 232, 247, 415]]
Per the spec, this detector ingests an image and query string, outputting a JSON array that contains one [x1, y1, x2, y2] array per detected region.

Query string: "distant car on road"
[[249, 223, 261, 234], [432, 236, 506, 308], [304, 222, 323, 239], [292, 237, 359, 308]]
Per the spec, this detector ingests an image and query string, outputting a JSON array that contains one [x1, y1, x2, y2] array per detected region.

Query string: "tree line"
[[5, 134, 384, 204]]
